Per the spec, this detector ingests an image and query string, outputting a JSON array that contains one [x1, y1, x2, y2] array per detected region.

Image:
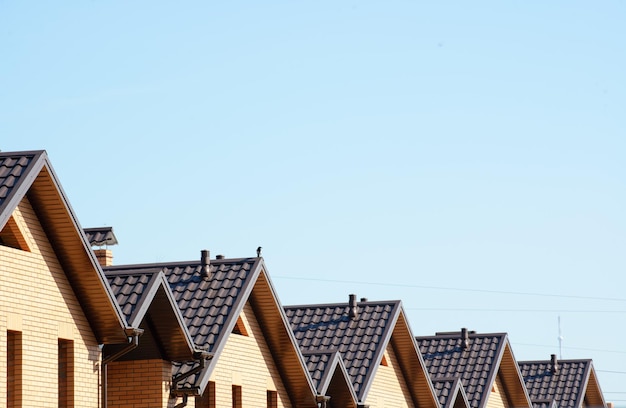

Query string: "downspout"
[[101, 328, 144, 408], [173, 394, 188, 408], [170, 351, 213, 408], [316, 395, 331, 408]]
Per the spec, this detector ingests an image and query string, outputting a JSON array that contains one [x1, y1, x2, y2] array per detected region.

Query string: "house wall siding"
[[485, 374, 510, 408], [0, 199, 101, 407], [364, 345, 414, 408], [208, 302, 292, 408]]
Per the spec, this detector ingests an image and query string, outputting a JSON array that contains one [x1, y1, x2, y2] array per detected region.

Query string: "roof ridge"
[[105, 257, 257, 271], [284, 299, 402, 310]]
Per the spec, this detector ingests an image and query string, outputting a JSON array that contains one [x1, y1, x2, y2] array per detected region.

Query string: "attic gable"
[[105, 255, 319, 407], [416, 330, 532, 408], [285, 298, 439, 408], [105, 269, 197, 361], [0, 213, 31, 251], [0, 150, 127, 343], [518, 358, 606, 408]]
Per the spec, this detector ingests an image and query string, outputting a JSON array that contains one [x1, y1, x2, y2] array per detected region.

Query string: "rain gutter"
[[101, 328, 144, 408]]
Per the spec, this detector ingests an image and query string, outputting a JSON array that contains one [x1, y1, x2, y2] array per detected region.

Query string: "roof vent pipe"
[[550, 354, 559, 374], [201, 250, 211, 279], [349, 294, 358, 320], [461, 327, 470, 350]]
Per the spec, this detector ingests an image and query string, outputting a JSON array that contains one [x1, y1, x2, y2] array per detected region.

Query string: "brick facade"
[[206, 302, 292, 408], [0, 198, 101, 407], [107, 359, 173, 408]]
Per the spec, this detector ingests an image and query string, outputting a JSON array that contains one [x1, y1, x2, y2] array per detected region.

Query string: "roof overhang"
[[0, 151, 128, 343], [105, 271, 198, 361]]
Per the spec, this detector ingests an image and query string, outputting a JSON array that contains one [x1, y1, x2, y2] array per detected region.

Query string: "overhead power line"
[[274, 276, 626, 303], [406, 307, 626, 313], [513, 342, 626, 355]]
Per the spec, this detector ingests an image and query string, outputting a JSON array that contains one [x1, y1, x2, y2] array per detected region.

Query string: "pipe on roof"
[[201, 250, 211, 279], [550, 354, 559, 374], [461, 327, 470, 350], [349, 294, 358, 320]]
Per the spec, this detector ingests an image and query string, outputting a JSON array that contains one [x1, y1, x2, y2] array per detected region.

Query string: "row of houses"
[[0, 150, 609, 408]]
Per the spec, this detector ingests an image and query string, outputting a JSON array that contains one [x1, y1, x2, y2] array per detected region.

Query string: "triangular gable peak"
[[416, 330, 532, 408], [284, 297, 439, 408], [431, 378, 471, 408], [105, 269, 197, 361], [0, 150, 127, 343], [105, 255, 319, 407], [518, 358, 606, 408], [302, 350, 358, 408]]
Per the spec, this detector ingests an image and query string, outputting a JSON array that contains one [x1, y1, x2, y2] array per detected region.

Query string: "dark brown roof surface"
[[0, 152, 37, 207], [107, 269, 162, 322], [105, 269, 197, 361], [106, 257, 319, 407], [284, 300, 399, 400], [518, 359, 605, 408], [106, 258, 255, 349], [416, 332, 514, 408], [84, 226, 118, 246], [105, 258, 258, 384], [432, 377, 468, 408], [303, 351, 335, 389]]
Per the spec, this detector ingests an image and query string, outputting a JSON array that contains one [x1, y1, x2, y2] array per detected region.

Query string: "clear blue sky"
[[2, 1, 625, 402]]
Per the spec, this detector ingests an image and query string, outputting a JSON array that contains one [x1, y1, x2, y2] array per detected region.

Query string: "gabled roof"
[[0, 150, 128, 343], [432, 378, 471, 408], [284, 298, 439, 408], [518, 358, 606, 408], [415, 331, 532, 408], [302, 350, 358, 407], [105, 269, 197, 361], [105, 256, 319, 407]]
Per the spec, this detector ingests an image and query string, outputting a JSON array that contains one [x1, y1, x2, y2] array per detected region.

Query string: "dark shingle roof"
[[107, 269, 161, 322], [105, 257, 259, 389], [107, 258, 256, 353], [105, 268, 198, 361], [518, 359, 605, 408], [303, 351, 336, 389], [432, 377, 468, 408], [416, 332, 513, 408], [106, 257, 319, 407], [0, 152, 37, 206], [84, 226, 118, 246], [284, 300, 399, 399]]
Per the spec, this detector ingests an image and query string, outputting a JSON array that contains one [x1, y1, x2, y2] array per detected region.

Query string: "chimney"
[[216, 254, 225, 260], [550, 354, 559, 374], [360, 297, 368, 302], [349, 294, 358, 320], [461, 327, 470, 350], [201, 250, 211, 279], [94, 249, 113, 267]]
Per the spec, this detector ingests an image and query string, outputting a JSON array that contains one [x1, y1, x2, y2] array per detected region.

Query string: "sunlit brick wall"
[[0, 199, 101, 407]]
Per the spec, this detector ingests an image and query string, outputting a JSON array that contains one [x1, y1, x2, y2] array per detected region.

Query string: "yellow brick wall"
[[107, 359, 172, 408], [365, 344, 414, 408], [485, 374, 509, 408], [206, 302, 292, 408], [0, 199, 101, 408]]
